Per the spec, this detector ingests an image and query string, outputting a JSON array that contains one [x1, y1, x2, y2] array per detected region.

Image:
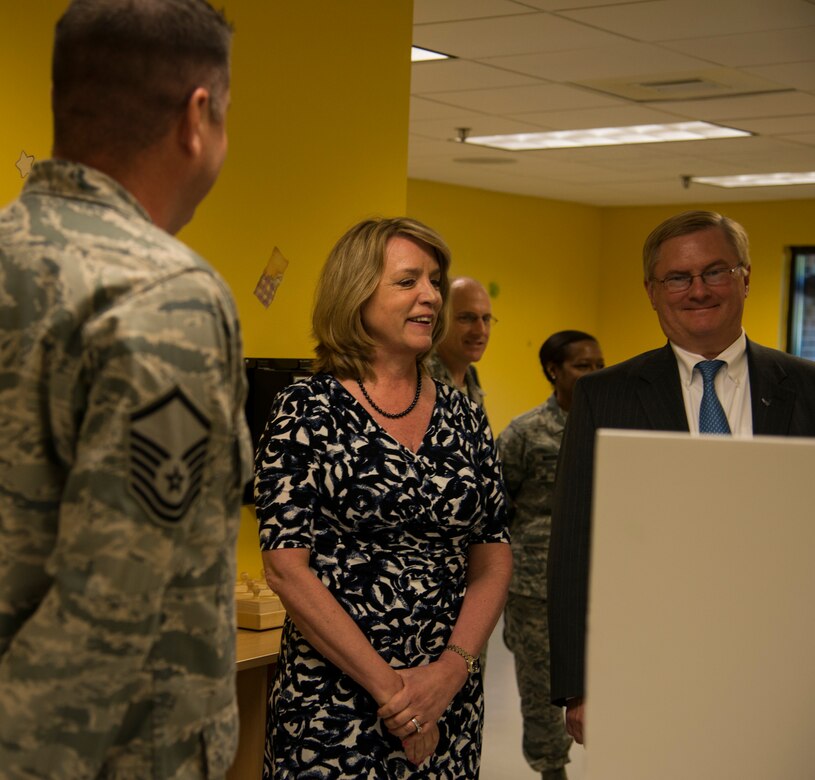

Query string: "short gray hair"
[[642, 210, 750, 281]]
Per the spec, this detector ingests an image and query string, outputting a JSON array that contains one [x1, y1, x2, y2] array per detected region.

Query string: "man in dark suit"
[[548, 210, 815, 745]]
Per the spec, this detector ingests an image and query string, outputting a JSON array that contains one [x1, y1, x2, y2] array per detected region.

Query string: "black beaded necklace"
[[357, 369, 422, 419]]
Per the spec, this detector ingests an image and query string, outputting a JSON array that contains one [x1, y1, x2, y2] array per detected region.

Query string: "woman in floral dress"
[[255, 217, 511, 778]]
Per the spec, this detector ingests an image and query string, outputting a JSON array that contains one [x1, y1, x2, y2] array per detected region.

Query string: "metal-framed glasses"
[[456, 313, 498, 326], [651, 265, 746, 293]]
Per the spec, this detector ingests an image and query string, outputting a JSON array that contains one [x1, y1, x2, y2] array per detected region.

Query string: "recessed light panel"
[[465, 122, 751, 151], [411, 46, 450, 62], [692, 172, 815, 188]]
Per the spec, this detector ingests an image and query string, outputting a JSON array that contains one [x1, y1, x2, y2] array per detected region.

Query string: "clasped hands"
[[376, 657, 467, 766]]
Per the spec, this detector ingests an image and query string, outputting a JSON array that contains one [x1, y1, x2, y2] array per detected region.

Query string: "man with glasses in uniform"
[[548, 210, 815, 747], [428, 276, 496, 410]]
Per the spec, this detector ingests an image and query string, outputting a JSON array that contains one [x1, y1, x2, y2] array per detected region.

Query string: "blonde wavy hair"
[[312, 217, 452, 380]]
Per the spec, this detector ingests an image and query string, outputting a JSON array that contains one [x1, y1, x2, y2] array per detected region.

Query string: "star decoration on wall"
[[15, 150, 35, 178]]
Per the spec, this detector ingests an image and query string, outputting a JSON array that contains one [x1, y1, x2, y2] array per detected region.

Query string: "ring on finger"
[[410, 717, 422, 733]]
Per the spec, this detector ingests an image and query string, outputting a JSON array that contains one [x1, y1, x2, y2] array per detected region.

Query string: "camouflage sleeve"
[[497, 421, 526, 501], [0, 270, 247, 777]]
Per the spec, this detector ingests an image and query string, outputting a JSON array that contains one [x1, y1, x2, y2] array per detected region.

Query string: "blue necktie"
[[696, 360, 731, 435]]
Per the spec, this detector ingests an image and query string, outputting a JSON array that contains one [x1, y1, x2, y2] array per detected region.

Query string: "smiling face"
[[361, 235, 442, 361], [645, 226, 750, 358], [436, 278, 492, 374]]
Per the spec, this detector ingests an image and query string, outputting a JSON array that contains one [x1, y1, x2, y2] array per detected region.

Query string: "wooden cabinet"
[[227, 628, 282, 780]]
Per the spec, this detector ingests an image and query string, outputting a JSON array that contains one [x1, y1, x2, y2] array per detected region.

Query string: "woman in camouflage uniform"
[[497, 330, 604, 780]]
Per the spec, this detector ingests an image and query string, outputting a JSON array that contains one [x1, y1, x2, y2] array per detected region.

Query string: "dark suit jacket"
[[547, 339, 815, 704]]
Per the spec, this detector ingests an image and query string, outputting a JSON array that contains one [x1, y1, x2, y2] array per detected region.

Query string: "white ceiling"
[[409, 0, 815, 206]]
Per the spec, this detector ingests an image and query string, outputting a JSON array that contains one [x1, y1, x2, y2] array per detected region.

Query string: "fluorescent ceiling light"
[[465, 121, 750, 151], [411, 46, 450, 62], [691, 172, 815, 188]]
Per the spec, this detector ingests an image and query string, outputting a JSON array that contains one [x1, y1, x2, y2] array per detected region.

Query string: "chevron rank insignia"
[[128, 386, 211, 525]]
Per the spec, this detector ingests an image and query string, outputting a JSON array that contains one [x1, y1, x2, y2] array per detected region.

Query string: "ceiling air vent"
[[575, 68, 787, 102], [636, 78, 725, 96]]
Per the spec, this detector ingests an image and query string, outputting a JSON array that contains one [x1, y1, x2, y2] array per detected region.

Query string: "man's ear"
[[178, 86, 212, 157]]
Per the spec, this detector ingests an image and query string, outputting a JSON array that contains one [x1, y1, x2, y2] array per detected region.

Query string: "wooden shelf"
[[236, 627, 282, 671], [229, 628, 283, 780]]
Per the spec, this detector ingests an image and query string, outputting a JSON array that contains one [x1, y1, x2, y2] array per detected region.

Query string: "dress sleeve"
[[255, 382, 323, 550]]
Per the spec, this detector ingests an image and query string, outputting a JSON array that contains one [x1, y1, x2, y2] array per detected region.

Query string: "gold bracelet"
[[445, 643, 480, 674]]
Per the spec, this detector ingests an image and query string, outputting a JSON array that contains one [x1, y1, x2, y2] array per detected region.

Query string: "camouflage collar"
[[426, 352, 486, 409], [24, 159, 152, 224], [544, 393, 568, 428]]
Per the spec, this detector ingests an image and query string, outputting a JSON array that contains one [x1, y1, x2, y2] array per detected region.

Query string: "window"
[[786, 246, 815, 360]]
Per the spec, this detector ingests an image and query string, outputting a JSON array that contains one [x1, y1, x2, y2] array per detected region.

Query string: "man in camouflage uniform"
[[426, 277, 493, 410], [0, 2, 252, 778]]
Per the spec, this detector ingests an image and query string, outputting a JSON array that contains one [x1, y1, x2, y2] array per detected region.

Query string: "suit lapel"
[[747, 340, 795, 435], [635, 343, 689, 432]]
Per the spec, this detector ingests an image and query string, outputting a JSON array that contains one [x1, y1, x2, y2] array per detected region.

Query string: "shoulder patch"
[[128, 386, 211, 524]]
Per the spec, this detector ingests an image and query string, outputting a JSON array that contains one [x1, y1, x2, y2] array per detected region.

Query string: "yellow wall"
[[0, 5, 61, 205], [407, 179, 603, 434], [407, 181, 815, 434], [180, 0, 413, 361]]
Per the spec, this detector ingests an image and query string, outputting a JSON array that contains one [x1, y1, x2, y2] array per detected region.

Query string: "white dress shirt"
[[671, 330, 753, 436]]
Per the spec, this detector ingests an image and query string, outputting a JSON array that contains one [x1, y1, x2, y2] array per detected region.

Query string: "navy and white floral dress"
[[255, 373, 509, 779]]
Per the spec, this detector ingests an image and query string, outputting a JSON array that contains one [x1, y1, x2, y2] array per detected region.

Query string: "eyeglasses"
[[456, 313, 498, 326], [651, 265, 746, 293]]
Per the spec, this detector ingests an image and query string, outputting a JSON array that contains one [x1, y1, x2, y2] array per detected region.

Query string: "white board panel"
[[585, 430, 815, 780]]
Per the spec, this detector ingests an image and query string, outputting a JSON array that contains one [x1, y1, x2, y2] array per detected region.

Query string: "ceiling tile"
[[782, 132, 815, 146], [664, 27, 815, 67], [507, 104, 688, 129], [647, 91, 815, 121], [409, 96, 490, 122], [412, 12, 625, 59], [423, 82, 623, 115], [728, 114, 815, 135], [559, 0, 815, 42], [517, 0, 658, 8], [407, 0, 815, 205], [413, 0, 533, 25], [743, 62, 815, 94], [481, 41, 709, 82], [411, 59, 541, 93]]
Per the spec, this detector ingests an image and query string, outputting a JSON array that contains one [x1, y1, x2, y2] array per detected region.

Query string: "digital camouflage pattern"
[[0, 160, 253, 779], [498, 394, 565, 597], [426, 352, 485, 410], [504, 594, 572, 774], [498, 394, 572, 773]]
